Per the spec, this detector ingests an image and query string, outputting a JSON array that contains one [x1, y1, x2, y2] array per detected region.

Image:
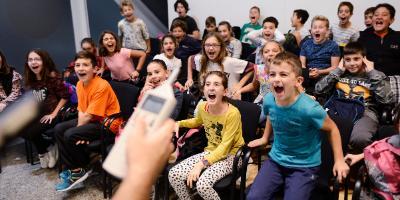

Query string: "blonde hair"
[[311, 15, 330, 28], [120, 0, 134, 11]]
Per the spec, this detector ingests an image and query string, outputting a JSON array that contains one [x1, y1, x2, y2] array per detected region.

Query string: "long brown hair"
[[98, 30, 122, 57], [24, 49, 58, 88], [200, 32, 227, 77]]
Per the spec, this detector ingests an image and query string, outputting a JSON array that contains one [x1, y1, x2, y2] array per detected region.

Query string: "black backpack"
[[176, 127, 208, 162]]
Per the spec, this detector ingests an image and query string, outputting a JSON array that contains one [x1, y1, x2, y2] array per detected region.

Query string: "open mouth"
[[273, 86, 284, 95], [77, 72, 87, 77], [165, 48, 173, 53], [31, 66, 39, 70], [208, 94, 216, 100], [251, 16, 256, 20], [207, 51, 216, 57], [375, 21, 384, 26], [314, 33, 321, 39]]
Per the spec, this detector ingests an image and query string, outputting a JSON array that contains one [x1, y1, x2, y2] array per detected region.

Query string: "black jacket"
[[358, 28, 400, 76]]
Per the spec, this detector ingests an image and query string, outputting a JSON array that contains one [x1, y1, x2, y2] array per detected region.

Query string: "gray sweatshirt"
[[315, 68, 393, 116]]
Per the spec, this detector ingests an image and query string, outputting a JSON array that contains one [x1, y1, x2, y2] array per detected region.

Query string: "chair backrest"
[[232, 26, 241, 40], [228, 99, 261, 143], [176, 93, 191, 121], [240, 42, 256, 61], [109, 81, 140, 119]]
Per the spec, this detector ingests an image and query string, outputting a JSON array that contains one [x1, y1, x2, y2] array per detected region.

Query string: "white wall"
[[168, 0, 400, 36]]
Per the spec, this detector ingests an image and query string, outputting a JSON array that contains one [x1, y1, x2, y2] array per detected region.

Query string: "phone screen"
[[142, 94, 165, 114]]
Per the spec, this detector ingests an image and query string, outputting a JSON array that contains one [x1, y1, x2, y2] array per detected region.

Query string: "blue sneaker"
[[56, 168, 91, 192], [59, 170, 71, 180]]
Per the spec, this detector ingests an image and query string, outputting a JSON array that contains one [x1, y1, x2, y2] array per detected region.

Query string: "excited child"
[[331, 1, 359, 48], [315, 42, 392, 153], [169, 71, 244, 199], [218, 21, 242, 58], [247, 52, 349, 200], [300, 15, 340, 94]]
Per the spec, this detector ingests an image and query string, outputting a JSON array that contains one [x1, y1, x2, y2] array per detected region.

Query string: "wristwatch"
[[202, 159, 210, 168]]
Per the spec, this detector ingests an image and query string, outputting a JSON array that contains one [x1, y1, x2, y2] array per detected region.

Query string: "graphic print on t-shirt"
[[32, 87, 48, 102]]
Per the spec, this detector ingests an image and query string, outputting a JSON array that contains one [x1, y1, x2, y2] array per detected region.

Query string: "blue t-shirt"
[[263, 92, 327, 167], [300, 39, 340, 69]]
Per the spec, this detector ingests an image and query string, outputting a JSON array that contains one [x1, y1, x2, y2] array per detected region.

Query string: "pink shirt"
[[104, 48, 135, 81]]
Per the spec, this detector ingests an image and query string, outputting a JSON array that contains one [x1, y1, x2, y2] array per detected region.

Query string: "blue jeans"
[[247, 159, 320, 200]]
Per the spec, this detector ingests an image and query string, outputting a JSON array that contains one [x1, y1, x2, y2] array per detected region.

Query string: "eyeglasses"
[[27, 58, 42, 63], [204, 44, 221, 48]]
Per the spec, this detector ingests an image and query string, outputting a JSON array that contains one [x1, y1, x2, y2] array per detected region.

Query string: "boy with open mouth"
[[54, 51, 120, 192], [358, 3, 400, 77], [247, 16, 285, 65], [247, 52, 349, 200], [331, 1, 359, 49], [300, 15, 340, 95]]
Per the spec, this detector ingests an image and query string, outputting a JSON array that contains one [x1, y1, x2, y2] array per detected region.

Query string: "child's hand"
[[184, 79, 194, 90], [96, 67, 105, 77], [332, 159, 349, 183], [232, 90, 241, 100], [309, 68, 320, 78], [40, 113, 57, 124], [248, 138, 267, 148], [363, 57, 374, 72], [187, 161, 204, 188], [130, 70, 140, 81], [338, 59, 345, 72], [343, 153, 364, 166]]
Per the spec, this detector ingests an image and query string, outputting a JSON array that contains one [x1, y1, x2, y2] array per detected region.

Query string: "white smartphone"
[[103, 67, 180, 179]]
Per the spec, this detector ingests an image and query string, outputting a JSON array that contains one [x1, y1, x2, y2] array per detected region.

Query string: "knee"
[[350, 131, 373, 152], [168, 166, 185, 183], [247, 188, 264, 200], [196, 177, 213, 195]]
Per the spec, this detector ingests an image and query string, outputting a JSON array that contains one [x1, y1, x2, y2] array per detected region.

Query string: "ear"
[[94, 65, 99, 73], [296, 76, 304, 87]]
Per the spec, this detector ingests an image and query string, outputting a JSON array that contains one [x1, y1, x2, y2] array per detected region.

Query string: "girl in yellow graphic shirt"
[[169, 71, 244, 200]]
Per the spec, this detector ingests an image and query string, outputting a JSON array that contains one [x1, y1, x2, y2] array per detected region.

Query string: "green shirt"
[[240, 22, 262, 45]]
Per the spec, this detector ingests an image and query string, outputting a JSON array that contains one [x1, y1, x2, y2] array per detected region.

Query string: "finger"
[[187, 177, 191, 188], [86, 141, 90, 144]]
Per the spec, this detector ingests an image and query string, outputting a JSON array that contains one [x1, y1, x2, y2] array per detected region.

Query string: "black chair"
[[214, 99, 261, 200], [158, 99, 261, 200], [240, 42, 256, 61], [232, 26, 241, 40], [87, 80, 140, 198]]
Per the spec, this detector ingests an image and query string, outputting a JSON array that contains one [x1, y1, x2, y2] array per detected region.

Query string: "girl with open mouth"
[[22, 49, 70, 169], [99, 30, 146, 84], [186, 32, 254, 99], [218, 21, 242, 59]]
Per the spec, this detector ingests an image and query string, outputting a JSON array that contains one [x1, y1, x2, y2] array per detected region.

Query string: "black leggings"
[[22, 119, 56, 154]]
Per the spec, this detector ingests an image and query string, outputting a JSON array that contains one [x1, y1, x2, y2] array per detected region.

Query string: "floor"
[[0, 139, 106, 200]]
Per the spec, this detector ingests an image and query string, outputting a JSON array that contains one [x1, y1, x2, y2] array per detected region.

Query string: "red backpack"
[[364, 135, 400, 200]]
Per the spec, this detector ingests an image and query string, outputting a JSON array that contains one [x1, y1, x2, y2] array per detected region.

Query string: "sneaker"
[[56, 168, 92, 192], [47, 145, 58, 168], [59, 170, 71, 180], [38, 153, 49, 169]]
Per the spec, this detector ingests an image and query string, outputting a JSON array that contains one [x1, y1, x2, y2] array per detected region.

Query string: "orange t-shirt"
[[77, 76, 120, 121]]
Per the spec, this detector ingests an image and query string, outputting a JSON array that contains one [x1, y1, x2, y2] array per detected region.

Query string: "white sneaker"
[[39, 153, 49, 168], [47, 145, 58, 168]]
